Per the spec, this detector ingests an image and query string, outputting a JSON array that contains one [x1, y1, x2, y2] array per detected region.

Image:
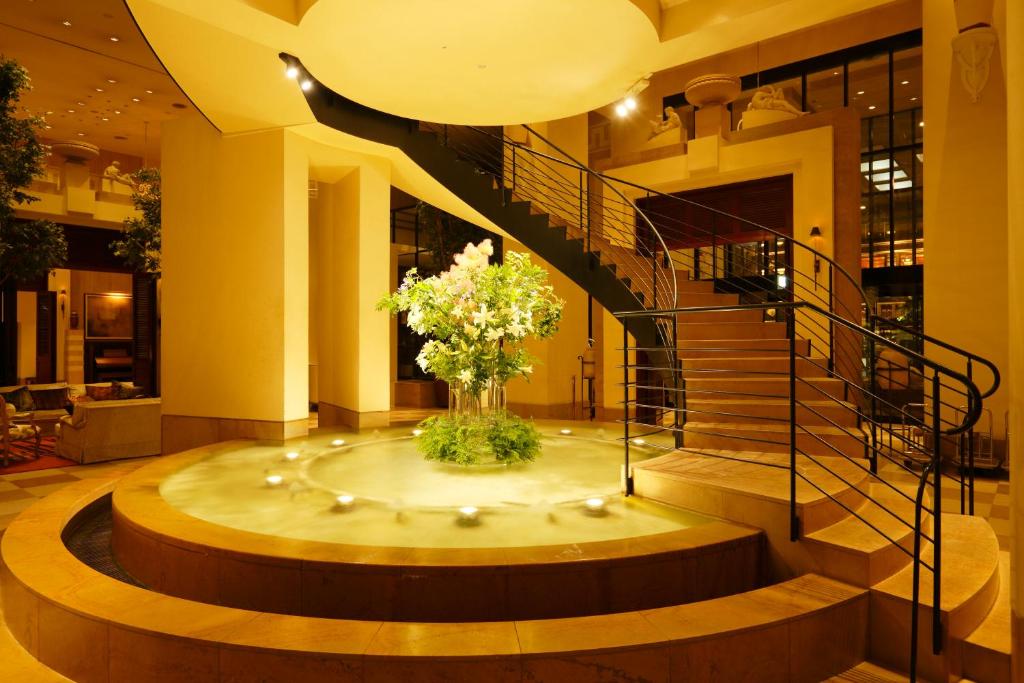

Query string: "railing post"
[[868, 316, 879, 475], [788, 306, 799, 541], [827, 265, 835, 373], [931, 374, 943, 656], [623, 316, 633, 496], [673, 314, 683, 449], [966, 358, 975, 516], [511, 146, 516, 194]]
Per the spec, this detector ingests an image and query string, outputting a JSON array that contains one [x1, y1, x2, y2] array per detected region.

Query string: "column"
[[160, 115, 309, 453], [315, 160, 392, 429]]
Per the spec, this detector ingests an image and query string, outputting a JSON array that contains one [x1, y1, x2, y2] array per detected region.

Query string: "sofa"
[[0, 381, 146, 436], [55, 398, 161, 464]]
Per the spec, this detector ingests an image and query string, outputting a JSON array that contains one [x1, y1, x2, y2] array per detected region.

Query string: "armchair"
[[0, 396, 41, 467]]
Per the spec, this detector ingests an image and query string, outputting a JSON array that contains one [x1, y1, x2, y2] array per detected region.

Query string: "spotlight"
[[457, 505, 480, 525], [559, 428, 572, 435], [624, 96, 637, 110], [285, 65, 299, 79], [615, 103, 628, 118], [300, 79, 313, 92], [331, 439, 345, 447], [583, 497, 607, 516], [335, 494, 355, 510], [284, 451, 300, 461], [265, 474, 284, 487], [412, 428, 424, 437]]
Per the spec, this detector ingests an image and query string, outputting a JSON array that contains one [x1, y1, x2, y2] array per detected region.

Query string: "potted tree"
[[0, 58, 68, 384]]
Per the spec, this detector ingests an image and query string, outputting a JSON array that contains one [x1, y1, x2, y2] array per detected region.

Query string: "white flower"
[[521, 365, 533, 374], [479, 239, 494, 256], [484, 327, 504, 342], [507, 321, 526, 337], [472, 303, 494, 327], [463, 323, 480, 339], [458, 369, 473, 383]]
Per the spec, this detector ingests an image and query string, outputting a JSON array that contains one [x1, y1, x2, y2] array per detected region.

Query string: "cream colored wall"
[[161, 115, 309, 424], [315, 161, 392, 418], [922, 3, 1009, 438], [16, 291, 36, 382]]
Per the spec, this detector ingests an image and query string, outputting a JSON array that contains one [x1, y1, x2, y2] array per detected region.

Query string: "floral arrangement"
[[378, 239, 563, 464]]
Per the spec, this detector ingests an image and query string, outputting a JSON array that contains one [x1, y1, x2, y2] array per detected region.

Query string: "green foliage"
[[111, 167, 161, 274], [417, 411, 542, 466], [0, 57, 66, 286]]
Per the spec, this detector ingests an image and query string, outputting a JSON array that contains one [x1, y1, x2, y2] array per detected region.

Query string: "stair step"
[[676, 308, 764, 324], [677, 278, 716, 293], [685, 398, 860, 427], [632, 449, 871, 536], [678, 338, 812, 358], [674, 292, 741, 307], [681, 421, 868, 459], [684, 375, 848, 402], [681, 355, 829, 377], [827, 661, 910, 682], [804, 483, 927, 587], [869, 515, 1001, 681], [961, 551, 1011, 683], [679, 321, 788, 339]]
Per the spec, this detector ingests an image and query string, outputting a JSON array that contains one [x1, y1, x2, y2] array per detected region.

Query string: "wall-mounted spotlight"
[[615, 103, 628, 118], [624, 96, 637, 111], [612, 75, 651, 119], [285, 65, 299, 79], [300, 79, 313, 92]]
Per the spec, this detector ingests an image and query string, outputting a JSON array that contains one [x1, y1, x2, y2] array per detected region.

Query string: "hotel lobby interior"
[[0, 0, 1020, 681]]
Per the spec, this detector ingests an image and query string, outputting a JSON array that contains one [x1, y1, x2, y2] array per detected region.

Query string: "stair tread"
[[684, 421, 866, 437], [634, 449, 869, 505], [826, 661, 909, 682], [687, 398, 855, 407], [872, 515, 1000, 615], [963, 551, 1011, 655], [805, 484, 921, 554]]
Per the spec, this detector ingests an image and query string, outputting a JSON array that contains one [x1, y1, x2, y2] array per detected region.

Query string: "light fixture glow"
[[631, 438, 645, 446], [109, 36, 120, 42], [614, 103, 628, 118], [559, 428, 572, 435], [95, 88, 104, 93], [919, 121, 924, 127], [856, 90, 865, 95], [457, 505, 480, 525], [101, 117, 108, 121], [331, 438, 345, 447], [860, 205, 866, 211], [868, 105, 876, 110], [583, 497, 607, 516], [67, 109, 75, 113], [114, 109, 121, 114], [132, 97, 141, 102], [777, 273, 789, 289], [285, 65, 299, 79], [145, 89, 154, 94], [62, 20, 72, 27], [284, 451, 300, 461], [107, 79, 117, 84], [265, 474, 284, 487], [910, 96, 919, 102], [901, 80, 910, 85], [335, 494, 355, 510], [300, 79, 313, 91], [624, 96, 637, 110], [412, 428, 424, 437]]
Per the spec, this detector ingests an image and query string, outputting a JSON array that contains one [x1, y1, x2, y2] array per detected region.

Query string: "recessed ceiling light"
[[45, 110, 52, 115], [76, 101, 86, 106], [132, 97, 141, 102], [95, 88, 104, 93], [145, 89, 153, 94], [109, 36, 120, 42], [114, 109, 121, 114], [919, 121, 924, 127], [901, 80, 910, 85], [101, 117, 109, 121], [856, 90, 865, 95], [868, 105, 876, 110], [107, 79, 117, 84], [832, 71, 839, 76], [67, 109, 75, 113], [62, 19, 72, 27], [910, 96, 919, 102], [76, 132, 85, 137]]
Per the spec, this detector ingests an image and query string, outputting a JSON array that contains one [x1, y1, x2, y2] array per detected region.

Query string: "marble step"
[[677, 337, 812, 357], [961, 551, 1011, 683], [681, 421, 869, 459], [678, 320, 788, 339], [827, 661, 910, 681], [674, 291, 740, 307], [684, 398, 860, 428], [868, 515, 1001, 682], [683, 375, 848, 402], [804, 483, 930, 587], [676, 308, 765, 324], [680, 355, 830, 377]]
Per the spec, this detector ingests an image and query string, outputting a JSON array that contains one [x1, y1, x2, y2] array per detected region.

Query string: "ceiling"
[[0, 0, 195, 162]]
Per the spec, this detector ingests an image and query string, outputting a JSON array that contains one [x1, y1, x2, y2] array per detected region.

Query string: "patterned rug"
[[0, 437, 77, 474]]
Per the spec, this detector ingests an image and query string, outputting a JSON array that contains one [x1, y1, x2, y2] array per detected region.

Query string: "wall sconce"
[[809, 226, 823, 290], [58, 288, 67, 317]]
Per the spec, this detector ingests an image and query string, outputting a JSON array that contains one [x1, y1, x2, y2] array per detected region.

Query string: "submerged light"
[[412, 428, 424, 437], [335, 494, 355, 510], [583, 497, 607, 516], [265, 474, 284, 487], [559, 428, 572, 435], [330, 439, 345, 447], [457, 505, 480, 525], [284, 451, 300, 461], [631, 438, 646, 446]]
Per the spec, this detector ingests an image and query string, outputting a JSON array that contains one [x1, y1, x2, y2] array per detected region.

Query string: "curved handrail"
[[595, 170, 870, 317], [617, 300, 984, 437], [520, 124, 677, 308], [877, 317, 1001, 400]]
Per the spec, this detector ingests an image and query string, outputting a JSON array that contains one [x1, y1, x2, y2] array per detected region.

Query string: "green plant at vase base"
[[111, 167, 161, 274], [417, 411, 542, 466], [0, 57, 66, 288]]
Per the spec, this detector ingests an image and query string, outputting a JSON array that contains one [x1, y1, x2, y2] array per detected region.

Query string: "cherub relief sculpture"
[[746, 86, 804, 116]]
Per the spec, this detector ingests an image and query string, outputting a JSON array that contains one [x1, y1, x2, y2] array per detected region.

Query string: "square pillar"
[[160, 116, 309, 453]]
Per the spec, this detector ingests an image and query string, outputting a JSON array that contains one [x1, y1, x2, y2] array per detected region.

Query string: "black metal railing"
[[615, 301, 984, 683]]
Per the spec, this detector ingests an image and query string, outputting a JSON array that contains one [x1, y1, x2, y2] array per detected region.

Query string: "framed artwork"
[[85, 293, 133, 340]]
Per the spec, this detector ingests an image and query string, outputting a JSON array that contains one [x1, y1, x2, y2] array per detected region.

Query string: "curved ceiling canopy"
[[297, 0, 658, 125]]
